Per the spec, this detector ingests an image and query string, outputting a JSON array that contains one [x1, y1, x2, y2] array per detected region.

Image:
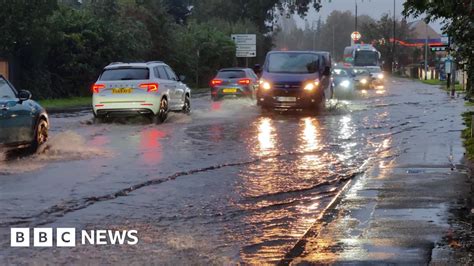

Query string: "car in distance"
[[210, 68, 259, 101], [92, 61, 191, 123], [0, 75, 49, 151], [332, 68, 355, 99], [257, 51, 332, 111], [366, 66, 385, 89], [352, 67, 372, 90]]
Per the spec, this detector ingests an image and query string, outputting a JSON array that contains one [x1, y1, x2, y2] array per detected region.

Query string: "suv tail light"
[[139, 83, 159, 92], [238, 78, 251, 85], [210, 79, 222, 87], [92, 83, 105, 94]]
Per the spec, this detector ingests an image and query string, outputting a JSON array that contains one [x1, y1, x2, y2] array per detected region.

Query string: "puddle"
[[0, 131, 110, 175]]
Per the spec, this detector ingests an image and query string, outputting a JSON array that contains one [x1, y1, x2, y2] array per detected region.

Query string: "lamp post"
[[392, 0, 396, 73], [355, 0, 358, 32]]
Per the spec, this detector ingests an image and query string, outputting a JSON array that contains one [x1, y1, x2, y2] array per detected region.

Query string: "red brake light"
[[210, 79, 222, 87], [139, 83, 159, 92], [238, 78, 251, 85], [92, 83, 105, 94]]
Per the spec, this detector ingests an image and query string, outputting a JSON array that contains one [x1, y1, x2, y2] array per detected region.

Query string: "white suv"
[[92, 61, 191, 123]]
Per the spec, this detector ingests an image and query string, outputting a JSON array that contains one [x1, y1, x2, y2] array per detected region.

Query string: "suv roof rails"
[[147, 61, 164, 64], [108, 62, 125, 65]]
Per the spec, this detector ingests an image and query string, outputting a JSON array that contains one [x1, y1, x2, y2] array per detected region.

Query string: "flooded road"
[[0, 78, 465, 264]]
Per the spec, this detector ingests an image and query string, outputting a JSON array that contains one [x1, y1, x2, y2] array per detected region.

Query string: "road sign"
[[231, 34, 256, 45], [441, 35, 449, 45], [431, 47, 447, 52], [236, 51, 257, 57], [231, 34, 256, 58], [445, 58, 452, 74], [351, 31, 361, 41]]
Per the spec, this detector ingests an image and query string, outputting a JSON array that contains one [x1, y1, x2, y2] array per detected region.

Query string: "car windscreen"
[[267, 53, 319, 73], [0, 79, 16, 99], [354, 51, 378, 66], [352, 68, 370, 75], [216, 70, 246, 79], [99, 68, 149, 81], [332, 69, 350, 77], [367, 67, 382, 73]]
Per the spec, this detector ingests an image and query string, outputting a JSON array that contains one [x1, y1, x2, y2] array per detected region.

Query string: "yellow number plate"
[[223, 88, 237, 93], [112, 88, 133, 94]]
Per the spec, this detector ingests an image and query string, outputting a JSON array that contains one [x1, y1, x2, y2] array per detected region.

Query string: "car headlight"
[[360, 78, 368, 85], [340, 80, 350, 88], [377, 73, 384, 79], [260, 80, 272, 90], [304, 80, 319, 91]]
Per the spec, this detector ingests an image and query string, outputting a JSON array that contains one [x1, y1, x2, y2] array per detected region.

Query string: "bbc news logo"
[[11, 228, 139, 247]]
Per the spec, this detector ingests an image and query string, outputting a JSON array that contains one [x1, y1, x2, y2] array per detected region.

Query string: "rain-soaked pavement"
[[0, 77, 468, 264]]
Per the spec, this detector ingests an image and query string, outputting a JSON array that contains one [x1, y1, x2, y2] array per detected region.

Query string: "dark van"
[[256, 51, 332, 111]]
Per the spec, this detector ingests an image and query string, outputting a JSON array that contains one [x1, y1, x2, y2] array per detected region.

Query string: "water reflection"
[[139, 128, 166, 166], [298, 117, 323, 177], [238, 115, 346, 263], [256, 117, 277, 156], [301, 117, 319, 152]]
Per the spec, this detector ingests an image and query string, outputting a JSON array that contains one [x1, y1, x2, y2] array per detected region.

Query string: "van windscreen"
[[267, 53, 319, 74]]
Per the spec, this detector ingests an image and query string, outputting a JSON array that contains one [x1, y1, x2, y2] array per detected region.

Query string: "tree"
[[403, 0, 474, 95], [164, 0, 191, 24], [45, 5, 152, 98], [190, 0, 323, 32], [360, 14, 413, 71]]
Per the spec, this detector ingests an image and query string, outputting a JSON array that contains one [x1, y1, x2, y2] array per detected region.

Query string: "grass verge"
[[462, 111, 474, 159], [39, 97, 91, 109], [421, 79, 464, 92]]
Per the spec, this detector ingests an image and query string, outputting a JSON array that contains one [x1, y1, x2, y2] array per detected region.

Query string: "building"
[[0, 57, 9, 79], [406, 20, 442, 46]]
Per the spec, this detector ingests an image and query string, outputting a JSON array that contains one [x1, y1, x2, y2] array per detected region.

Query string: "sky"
[[294, 0, 444, 33]]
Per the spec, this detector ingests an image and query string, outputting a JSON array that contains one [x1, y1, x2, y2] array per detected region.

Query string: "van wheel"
[[31, 119, 48, 151]]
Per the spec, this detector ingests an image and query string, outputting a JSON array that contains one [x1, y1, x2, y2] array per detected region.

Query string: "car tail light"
[[92, 83, 105, 94], [238, 78, 251, 85], [210, 79, 222, 87], [139, 83, 159, 92]]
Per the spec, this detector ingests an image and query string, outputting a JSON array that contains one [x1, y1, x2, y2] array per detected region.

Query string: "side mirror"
[[323, 66, 331, 76], [179, 75, 186, 82], [18, 90, 32, 102]]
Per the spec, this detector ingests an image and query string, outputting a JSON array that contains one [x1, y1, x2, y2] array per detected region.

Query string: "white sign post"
[[231, 34, 256, 58]]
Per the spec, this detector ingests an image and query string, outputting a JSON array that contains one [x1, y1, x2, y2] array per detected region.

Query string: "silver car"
[[92, 61, 191, 123]]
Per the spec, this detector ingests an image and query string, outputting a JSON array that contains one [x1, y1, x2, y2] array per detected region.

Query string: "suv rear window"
[[100, 68, 149, 81], [216, 70, 246, 79]]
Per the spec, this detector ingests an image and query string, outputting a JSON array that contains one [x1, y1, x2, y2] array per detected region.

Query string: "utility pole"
[[392, 0, 396, 73], [355, 0, 358, 32], [195, 49, 200, 88], [424, 22, 428, 80], [444, 35, 453, 94], [332, 25, 335, 57]]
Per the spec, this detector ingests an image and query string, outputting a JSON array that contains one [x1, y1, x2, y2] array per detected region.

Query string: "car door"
[[0, 78, 33, 144], [156, 66, 175, 107], [164, 66, 184, 109]]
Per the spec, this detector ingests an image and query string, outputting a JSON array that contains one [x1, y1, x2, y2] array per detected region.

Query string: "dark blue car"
[[256, 51, 332, 111], [0, 75, 49, 151]]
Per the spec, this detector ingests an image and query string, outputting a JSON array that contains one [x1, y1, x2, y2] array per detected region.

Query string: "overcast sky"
[[294, 0, 444, 33]]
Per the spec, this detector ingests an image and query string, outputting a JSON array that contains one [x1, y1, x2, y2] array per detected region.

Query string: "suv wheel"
[[154, 98, 168, 124], [182, 95, 191, 114]]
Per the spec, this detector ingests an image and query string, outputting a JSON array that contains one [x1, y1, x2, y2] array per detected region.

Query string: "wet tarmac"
[[0, 78, 467, 264]]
